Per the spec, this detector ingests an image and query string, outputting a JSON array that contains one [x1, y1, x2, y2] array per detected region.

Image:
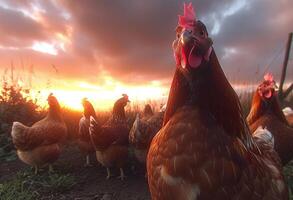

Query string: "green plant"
[[0, 171, 39, 200], [27, 172, 76, 193], [0, 169, 76, 200]]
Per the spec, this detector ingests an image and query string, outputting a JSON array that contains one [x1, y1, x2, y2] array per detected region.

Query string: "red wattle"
[[188, 46, 202, 68], [181, 47, 187, 68]]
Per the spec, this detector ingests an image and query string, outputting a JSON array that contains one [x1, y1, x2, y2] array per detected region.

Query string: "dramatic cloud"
[[0, 0, 292, 88]]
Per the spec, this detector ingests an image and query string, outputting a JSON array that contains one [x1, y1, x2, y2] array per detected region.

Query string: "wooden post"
[[279, 32, 293, 103]]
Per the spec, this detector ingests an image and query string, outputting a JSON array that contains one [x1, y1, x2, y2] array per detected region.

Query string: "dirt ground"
[[0, 143, 151, 200]]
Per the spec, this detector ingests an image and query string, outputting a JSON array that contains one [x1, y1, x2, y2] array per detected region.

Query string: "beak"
[[180, 29, 193, 45]]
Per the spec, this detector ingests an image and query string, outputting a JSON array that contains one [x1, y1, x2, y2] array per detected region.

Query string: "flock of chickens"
[[9, 3, 293, 200]]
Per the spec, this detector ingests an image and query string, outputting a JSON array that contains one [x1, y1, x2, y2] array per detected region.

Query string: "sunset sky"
[[0, 0, 292, 110]]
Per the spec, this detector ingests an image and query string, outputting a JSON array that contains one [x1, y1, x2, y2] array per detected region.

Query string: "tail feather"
[[89, 116, 100, 134], [11, 122, 46, 150], [253, 126, 274, 148], [129, 114, 141, 144], [11, 122, 30, 150], [79, 116, 90, 139], [11, 122, 28, 140], [89, 116, 101, 149], [283, 107, 293, 116]]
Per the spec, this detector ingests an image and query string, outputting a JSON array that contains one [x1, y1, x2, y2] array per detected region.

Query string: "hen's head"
[[143, 104, 154, 117], [173, 2, 213, 69], [47, 93, 60, 109], [112, 94, 130, 119], [121, 94, 130, 107], [257, 73, 278, 100], [247, 73, 287, 125], [129, 114, 152, 149]]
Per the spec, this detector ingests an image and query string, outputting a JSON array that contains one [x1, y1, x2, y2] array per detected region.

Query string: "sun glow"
[[28, 80, 168, 111]]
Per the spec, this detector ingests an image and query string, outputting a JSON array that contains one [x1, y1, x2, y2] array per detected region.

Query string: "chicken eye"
[[200, 30, 205, 36]]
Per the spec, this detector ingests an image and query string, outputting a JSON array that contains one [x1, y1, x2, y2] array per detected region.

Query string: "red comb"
[[264, 73, 274, 82], [178, 2, 196, 29]]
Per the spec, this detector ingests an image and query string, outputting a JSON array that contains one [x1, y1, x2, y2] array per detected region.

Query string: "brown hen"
[[90, 94, 130, 180], [77, 98, 96, 166], [129, 104, 164, 164], [147, 3, 288, 200], [11, 94, 67, 174], [247, 74, 293, 165]]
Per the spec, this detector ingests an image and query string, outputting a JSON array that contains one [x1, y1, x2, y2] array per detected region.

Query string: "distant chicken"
[[283, 107, 293, 126], [247, 73, 293, 165], [77, 98, 96, 166], [147, 3, 288, 199], [90, 94, 130, 180], [129, 104, 164, 163], [143, 104, 154, 119], [11, 94, 67, 174]]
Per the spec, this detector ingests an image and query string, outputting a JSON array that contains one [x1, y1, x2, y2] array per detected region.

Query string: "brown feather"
[[148, 106, 287, 199], [248, 90, 293, 165], [286, 114, 293, 126]]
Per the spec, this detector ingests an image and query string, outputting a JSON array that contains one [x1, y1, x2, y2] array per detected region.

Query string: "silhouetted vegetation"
[[0, 81, 43, 162]]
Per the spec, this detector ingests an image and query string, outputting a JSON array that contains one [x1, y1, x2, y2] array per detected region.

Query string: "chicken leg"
[[117, 168, 126, 180], [106, 168, 112, 180], [34, 166, 38, 175], [49, 164, 54, 173], [84, 155, 92, 167]]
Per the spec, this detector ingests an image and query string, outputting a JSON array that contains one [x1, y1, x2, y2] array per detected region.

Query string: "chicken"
[[143, 104, 154, 119], [11, 94, 67, 174], [283, 107, 293, 126], [147, 3, 288, 199], [77, 98, 96, 166], [247, 74, 293, 165], [129, 105, 164, 164], [90, 94, 130, 180]]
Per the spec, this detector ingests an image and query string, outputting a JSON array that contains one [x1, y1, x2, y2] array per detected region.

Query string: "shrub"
[[0, 81, 42, 161]]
